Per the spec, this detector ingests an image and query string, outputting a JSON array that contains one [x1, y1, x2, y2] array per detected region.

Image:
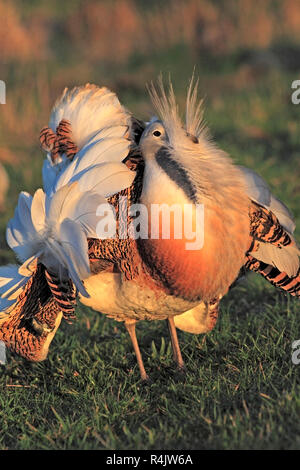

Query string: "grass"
[[0, 278, 299, 450], [0, 0, 300, 451]]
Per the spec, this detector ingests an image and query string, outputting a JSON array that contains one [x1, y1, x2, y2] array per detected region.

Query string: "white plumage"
[[6, 184, 105, 296], [6, 84, 138, 299], [0, 264, 31, 316], [43, 84, 134, 196]]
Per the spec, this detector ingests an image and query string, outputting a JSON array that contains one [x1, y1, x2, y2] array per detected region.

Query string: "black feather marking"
[[155, 146, 197, 203]]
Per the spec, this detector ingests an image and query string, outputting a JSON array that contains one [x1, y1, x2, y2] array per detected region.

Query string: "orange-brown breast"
[[137, 201, 251, 301]]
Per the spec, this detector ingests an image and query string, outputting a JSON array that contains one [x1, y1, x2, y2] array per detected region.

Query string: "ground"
[[0, 0, 299, 450]]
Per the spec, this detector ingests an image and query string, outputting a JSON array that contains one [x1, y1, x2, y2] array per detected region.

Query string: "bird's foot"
[[176, 363, 187, 375]]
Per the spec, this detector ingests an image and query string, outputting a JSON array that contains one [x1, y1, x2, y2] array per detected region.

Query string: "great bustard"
[[0, 81, 299, 380]]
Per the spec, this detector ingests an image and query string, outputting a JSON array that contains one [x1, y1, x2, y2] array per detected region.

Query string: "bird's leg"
[[125, 319, 149, 381], [167, 316, 185, 370]]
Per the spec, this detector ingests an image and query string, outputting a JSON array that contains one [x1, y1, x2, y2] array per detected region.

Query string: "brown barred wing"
[[245, 255, 300, 298], [248, 201, 300, 280], [44, 270, 77, 323], [0, 264, 63, 361], [40, 119, 78, 163], [56, 119, 79, 161], [87, 168, 144, 279], [249, 201, 293, 247]]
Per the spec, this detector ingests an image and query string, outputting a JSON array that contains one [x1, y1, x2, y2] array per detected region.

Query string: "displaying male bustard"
[[0, 80, 299, 380]]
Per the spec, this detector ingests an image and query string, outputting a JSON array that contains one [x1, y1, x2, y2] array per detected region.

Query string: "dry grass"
[[0, 0, 49, 62], [63, 0, 300, 60], [1, 0, 300, 161], [2, 0, 300, 66], [0, 2, 299, 223], [0, 0, 299, 201]]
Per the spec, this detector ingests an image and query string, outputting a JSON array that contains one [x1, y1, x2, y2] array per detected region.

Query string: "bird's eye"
[[153, 130, 161, 137]]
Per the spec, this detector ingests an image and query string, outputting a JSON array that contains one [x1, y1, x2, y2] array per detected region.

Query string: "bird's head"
[[138, 75, 244, 206], [139, 119, 168, 157], [140, 116, 199, 204], [139, 77, 209, 204]]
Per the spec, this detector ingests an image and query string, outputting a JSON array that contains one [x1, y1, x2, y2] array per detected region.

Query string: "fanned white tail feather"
[[9, 83, 138, 300], [49, 84, 130, 149], [6, 183, 108, 297], [0, 264, 32, 319], [43, 84, 136, 197]]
